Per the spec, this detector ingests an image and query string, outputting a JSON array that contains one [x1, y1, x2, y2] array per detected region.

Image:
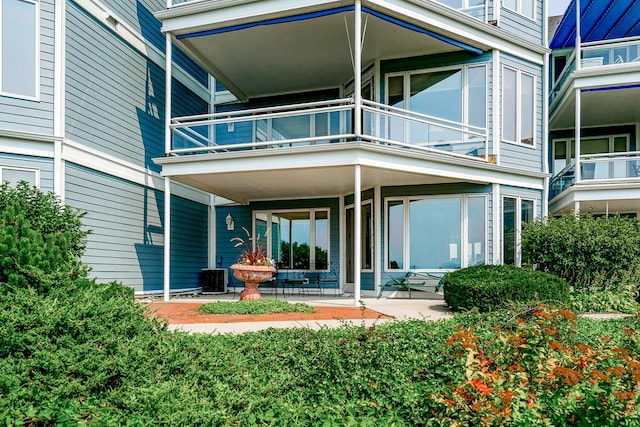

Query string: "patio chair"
[[377, 271, 443, 299], [318, 262, 339, 295]]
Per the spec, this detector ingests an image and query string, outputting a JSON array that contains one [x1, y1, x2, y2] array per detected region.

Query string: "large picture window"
[[1, 0, 38, 98], [255, 209, 329, 271], [503, 66, 535, 146], [503, 197, 534, 266], [386, 195, 486, 271], [386, 64, 487, 148]]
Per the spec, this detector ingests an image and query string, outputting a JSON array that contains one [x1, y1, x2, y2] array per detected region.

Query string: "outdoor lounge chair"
[[377, 271, 443, 299]]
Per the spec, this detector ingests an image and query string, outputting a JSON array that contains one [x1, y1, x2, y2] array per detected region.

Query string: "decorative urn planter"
[[230, 263, 276, 300]]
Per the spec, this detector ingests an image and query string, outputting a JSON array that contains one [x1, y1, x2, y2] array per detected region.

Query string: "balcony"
[[170, 98, 488, 161], [550, 152, 640, 200]]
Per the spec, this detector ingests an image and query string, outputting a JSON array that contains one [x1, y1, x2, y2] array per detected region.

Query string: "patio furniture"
[[319, 262, 340, 295], [377, 271, 443, 299]]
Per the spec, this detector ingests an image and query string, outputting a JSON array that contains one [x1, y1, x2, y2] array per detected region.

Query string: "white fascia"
[[74, 0, 209, 101], [369, 0, 547, 65], [62, 139, 210, 205], [157, 0, 342, 33], [0, 131, 58, 158]]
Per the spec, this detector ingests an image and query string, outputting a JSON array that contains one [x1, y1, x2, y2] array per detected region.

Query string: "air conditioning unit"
[[201, 268, 227, 294]]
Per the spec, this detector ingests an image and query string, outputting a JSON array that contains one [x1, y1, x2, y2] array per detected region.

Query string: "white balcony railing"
[[581, 38, 640, 68], [549, 151, 640, 199], [169, 98, 488, 161], [580, 152, 640, 181]]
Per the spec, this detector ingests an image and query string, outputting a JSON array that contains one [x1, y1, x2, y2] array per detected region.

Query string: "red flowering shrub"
[[430, 305, 640, 426]]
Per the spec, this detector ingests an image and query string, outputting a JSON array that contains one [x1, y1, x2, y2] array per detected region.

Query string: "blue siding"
[[65, 164, 208, 292], [0, 0, 55, 134], [500, 1, 544, 45], [93, 0, 208, 86], [0, 153, 54, 191], [65, 2, 207, 172]]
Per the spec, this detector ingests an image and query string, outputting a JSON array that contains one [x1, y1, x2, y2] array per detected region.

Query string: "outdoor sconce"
[[226, 213, 235, 231]]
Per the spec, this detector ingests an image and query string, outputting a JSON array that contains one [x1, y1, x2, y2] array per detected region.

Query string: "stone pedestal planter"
[[230, 263, 276, 300]]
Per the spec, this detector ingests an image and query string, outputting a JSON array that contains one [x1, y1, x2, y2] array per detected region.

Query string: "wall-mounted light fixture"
[[225, 213, 235, 231]]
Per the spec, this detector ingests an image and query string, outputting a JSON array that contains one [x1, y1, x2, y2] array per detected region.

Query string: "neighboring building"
[[549, 0, 640, 216], [0, 0, 211, 294], [154, 0, 549, 301]]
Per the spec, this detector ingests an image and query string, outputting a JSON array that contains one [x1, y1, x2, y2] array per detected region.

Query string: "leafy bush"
[[569, 266, 640, 314], [442, 264, 570, 312], [198, 298, 315, 314], [0, 185, 89, 293], [0, 182, 89, 260], [522, 213, 640, 290]]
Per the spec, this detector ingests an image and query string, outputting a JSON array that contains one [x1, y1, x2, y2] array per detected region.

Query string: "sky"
[[549, 0, 572, 17]]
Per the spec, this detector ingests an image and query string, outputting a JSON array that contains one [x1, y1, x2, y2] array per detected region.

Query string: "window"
[[503, 197, 534, 266], [503, 66, 535, 146], [504, 0, 535, 20], [386, 65, 487, 147], [255, 209, 329, 271], [0, 0, 38, 98], [0, 166, 38, 186], [386, 195, 486, 271]]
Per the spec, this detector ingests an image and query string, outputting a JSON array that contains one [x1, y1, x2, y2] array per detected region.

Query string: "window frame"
[[385, 63, 488, 142], [0, 0, 40, 101], [551, 134, 630, 176], [502, 65, 536, 148], [253, 208, 330, 272], [384, 194, 488, 273], [502, 196, 535, 267], [0, 165, 39, 187], [345, 200, 374, 273], [503, 0, 536, 21]]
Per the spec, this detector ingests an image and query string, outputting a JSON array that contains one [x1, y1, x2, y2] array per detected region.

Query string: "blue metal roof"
[[550, 0, 640, 49]]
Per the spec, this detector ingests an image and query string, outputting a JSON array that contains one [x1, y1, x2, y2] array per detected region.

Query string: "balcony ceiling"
[[160, 2, 486, 101], [155, 143, 545, 204], [551, 84, 640, 129]]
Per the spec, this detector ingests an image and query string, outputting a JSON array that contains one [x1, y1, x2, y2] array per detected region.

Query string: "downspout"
[[542, 0, 550, 217], [163, 28, 172, 302]]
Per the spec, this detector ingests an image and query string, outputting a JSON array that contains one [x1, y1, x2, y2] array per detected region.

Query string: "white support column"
[[53, 0, 65, 201], [339, 195, 345, 293], [575, 89, 581, 182], [354, 165, 362, 306], [165, 34, 173, 154], [492, 50, 500, 164], [354, 0, 362, 137], [163, 177, 172, 302], [374, 185, 382, 296], [575, 0, 582, 71]]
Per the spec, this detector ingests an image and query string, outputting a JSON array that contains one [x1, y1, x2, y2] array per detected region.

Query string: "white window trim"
[[385, 63, 489, 143], [502, 196, 535, 267], [253, 208, 331, 272], [345, 200, 374, 273], [0, 165, 40, 187], [503, 0, 536, 21], [384, 194, 488, 273], [502, 65, 536, 149], [0, 0, 40, 101]]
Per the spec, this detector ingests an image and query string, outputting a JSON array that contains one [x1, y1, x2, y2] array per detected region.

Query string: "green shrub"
[[442, 264, 570, 312], [198, 298, 315, 314], [0, 182, 89, 261], [522, 213, 640, 290], [0, 203, 88, 293]]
